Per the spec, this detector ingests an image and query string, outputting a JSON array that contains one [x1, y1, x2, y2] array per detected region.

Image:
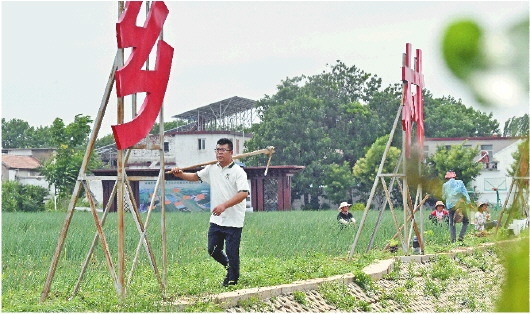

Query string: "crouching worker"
[[170, 138, 249, 287], [429, 201, 449, 224], [337, 202, 356, 228], [475, 202, 498, 231]]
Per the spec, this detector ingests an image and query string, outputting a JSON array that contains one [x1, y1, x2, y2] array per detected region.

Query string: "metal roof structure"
[[171, 96, 258, 131]]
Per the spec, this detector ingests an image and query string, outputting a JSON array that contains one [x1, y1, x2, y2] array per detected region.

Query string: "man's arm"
[[212, 191, 249, 216], [169, 167, 199, 182]]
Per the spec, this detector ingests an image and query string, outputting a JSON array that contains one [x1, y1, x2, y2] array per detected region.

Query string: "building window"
[[480, 144, 493, 160], [164, 142, 169, 153], [198, 138, 206, 150]]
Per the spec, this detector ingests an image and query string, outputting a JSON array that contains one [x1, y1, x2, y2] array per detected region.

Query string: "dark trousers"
[[207, 223, 242, 284], [448, 207, 469, 242]]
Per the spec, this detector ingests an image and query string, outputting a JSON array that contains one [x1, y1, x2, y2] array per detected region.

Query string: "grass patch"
[[2, 209, 499, 312], [293, 291, 307, 305]]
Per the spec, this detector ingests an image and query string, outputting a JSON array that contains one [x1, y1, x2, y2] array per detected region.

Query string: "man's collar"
[[217, 161, 235, 168]]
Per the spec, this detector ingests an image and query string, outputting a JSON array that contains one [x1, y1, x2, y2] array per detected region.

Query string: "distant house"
[[424, 136, 526, 206], [1, 154, 49, 190]]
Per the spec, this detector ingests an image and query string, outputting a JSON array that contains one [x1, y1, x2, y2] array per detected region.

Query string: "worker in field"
[[170, 138, 249, 287], [429, 201, 449, 224], [337, 202, 356, 228], [442, 170, 471, 243]]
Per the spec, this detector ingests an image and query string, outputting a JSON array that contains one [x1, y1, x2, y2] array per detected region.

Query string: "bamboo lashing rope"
[[165, 146, 276, 175]]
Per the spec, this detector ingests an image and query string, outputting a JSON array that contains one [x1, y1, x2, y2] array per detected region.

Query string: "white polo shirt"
[[197, 161, 250, 228]]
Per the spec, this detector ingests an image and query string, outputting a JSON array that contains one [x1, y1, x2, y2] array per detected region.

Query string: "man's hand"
[[212, 204, 227, 216], [170, 167, 183, 177]]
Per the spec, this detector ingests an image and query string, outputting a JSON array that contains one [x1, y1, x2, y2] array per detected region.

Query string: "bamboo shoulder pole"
[[165, 146, 275, 173]]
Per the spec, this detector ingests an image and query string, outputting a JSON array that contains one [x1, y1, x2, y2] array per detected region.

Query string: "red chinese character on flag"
[[112, 1, 174, 150], [401, 43, 424, 159]]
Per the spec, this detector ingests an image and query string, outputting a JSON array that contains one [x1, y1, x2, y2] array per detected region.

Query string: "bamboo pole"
[[116, 1, 126, 299], [123, 177, 164, 292], [366, 153, 403, 252], [348, 105, 403, 258], [384, 194, 429, 250], [129, 170, 164, 287], [69, 181, 118, 300], [82, 181, 121, 294], [380, 177, 407, 252], [158, 87, 168, 294], [40, 51, 120, 302]]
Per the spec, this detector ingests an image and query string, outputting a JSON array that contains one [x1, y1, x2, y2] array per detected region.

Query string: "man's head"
[[215, 138, 234, 166], [445, 170, 456, 180]]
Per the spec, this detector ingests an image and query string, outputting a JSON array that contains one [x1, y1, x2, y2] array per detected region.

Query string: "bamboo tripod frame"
[[494, 153, 530, 235], [41, 2, 168, 302], [347, 85, 426, 259]]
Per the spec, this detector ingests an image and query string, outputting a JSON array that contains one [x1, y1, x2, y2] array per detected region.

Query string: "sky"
[[2, 1, 529, 138]]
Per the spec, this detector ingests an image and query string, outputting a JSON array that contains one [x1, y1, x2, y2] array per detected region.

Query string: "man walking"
[[442, 170, 471, 243], [170, 138, 249, 286]]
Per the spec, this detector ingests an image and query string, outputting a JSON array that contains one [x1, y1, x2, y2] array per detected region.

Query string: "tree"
[[149, 119, 188, 134], [322, 161, 355, 205], [2, 118, 52, 148], [95, 133, 116, 149], [503, 114, 529, 137], [423, 92, 500, 138], [425, 143, 483, 189], [40, 114, 101, 197], [2, 181, 48, 212], [352, 135, 401, 200], [245, 62, 387, 208], [2, 118, 35, 148]]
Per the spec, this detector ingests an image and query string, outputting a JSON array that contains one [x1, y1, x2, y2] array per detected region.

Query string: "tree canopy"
[[39, 115, 101, 197], [245, 61, 500, 208], [503, 114, 529, 137]]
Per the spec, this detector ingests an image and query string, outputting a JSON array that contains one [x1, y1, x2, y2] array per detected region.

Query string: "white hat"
[[338, 202, 351, 211]]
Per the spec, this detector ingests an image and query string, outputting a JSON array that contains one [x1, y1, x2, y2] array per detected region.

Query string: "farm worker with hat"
[[442, 170, 471, 243], [475, 202, 497, 231], [429, 201, 449, 223], [337, 202, 356, 227], [170, 138, 249, 287]]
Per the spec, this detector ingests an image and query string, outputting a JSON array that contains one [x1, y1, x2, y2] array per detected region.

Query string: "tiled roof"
[[2, 154, 42, 170]]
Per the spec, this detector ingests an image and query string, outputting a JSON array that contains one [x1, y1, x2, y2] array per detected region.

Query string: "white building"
[[424, 136, 526, 207]]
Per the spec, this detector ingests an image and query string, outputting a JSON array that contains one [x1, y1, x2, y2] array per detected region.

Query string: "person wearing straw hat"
[[429, 201, 449, 223], [442, 170, 471, 243], [475, 202, 497, 231], [337, 202, 356, 227]]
